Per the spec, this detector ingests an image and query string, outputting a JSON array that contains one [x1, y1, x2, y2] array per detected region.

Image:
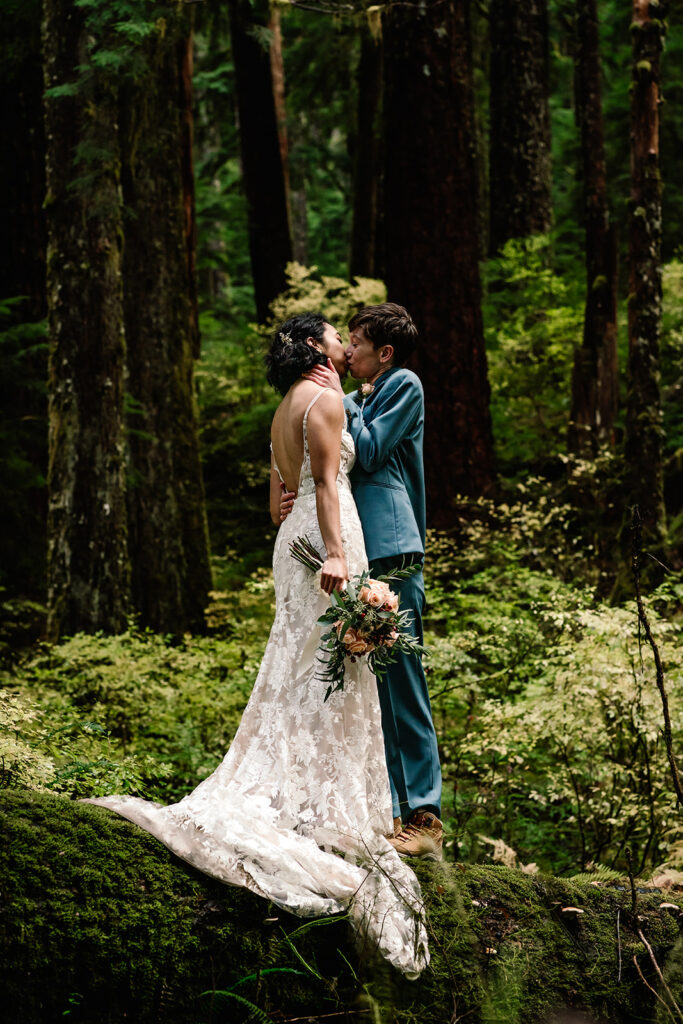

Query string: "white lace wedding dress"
[[86, 390, 429, 978]]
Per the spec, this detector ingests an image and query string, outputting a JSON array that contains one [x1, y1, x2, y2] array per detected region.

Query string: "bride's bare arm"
[[307, 391, 348, 594]]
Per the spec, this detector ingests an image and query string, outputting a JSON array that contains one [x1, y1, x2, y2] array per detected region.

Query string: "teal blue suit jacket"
[[344, 367, 426, 562]]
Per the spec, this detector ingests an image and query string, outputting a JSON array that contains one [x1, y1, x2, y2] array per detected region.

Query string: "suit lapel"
[[356, 367, 399, 416]]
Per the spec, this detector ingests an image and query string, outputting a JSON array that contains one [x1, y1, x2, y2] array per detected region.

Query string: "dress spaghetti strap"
[[302, 388, 327, 449], [270, 442, 284, 485]]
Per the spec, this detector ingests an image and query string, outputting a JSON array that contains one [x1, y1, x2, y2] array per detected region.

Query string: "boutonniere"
[[357, 382, 375, 405]]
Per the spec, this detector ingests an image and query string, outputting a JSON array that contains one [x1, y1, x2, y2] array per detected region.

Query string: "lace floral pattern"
[[86, 390, 429, 978]]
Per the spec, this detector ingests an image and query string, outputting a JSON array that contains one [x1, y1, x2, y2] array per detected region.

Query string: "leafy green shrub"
[[424, 515, 683, 876], [483, 236, 584, 474], [0, 570, 275, 801], [662, 260, 683, 525]]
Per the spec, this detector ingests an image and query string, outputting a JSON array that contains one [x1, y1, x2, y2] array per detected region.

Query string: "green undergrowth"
[[3, 790, 683, 1024], [2, 511, 682, 883]]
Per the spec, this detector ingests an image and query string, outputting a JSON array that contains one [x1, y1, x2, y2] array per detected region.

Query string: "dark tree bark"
[[228, 0, 292, 320], [567, 0, 619, 455], [0, 1, 48, 599], [624, 0, 668, 542], [43, 0, 130, 638], [0, 0, 45, 320], [382, 0, 496, 523], [350, 31, 383, 280], [120, 13, 212, 634], [488, 0, 553, 253]]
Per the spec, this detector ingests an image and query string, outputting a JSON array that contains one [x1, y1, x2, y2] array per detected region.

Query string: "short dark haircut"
[[348, 302, 418, 367], [266, 312, 329, 396]]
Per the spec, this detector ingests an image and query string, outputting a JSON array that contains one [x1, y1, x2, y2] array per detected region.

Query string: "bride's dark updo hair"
[[266, 312, 329, 396]]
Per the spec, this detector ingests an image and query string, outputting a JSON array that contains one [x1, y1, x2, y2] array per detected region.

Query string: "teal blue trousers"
[[369, 557, 442, 820]]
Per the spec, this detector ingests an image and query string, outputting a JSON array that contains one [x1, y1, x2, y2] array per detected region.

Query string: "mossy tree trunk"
[[4, 791, 683, 1024], [488, 0, 553, 254], [228, 0, 293, 321], [119, 12, 212, 634], [382, 0, 496, 522], [43, 0, 130, 639], [625, 0, 668, 542], [350, 30, 383, 280], [568, 0, 619, 456]]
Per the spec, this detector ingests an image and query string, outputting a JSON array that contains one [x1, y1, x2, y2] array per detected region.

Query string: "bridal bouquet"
[[290, 536, 426, 701]]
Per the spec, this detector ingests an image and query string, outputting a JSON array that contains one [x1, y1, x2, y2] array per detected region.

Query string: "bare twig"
[[645, 551, 674, 573], [626, 847, 639, 918], [637, 927, 683, 1022], [632, 955, 679, 1023], [631, 506, 683, 806], [282, 1014, 370, 1022], [284, 0, 447, 16]]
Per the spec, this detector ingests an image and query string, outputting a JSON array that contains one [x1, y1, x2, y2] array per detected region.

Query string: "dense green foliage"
[[4, 504, 683, 885], [4, 789, 683, 1023]]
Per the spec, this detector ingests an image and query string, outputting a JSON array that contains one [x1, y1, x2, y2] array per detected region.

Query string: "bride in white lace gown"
[[86, 314, 429, 978]]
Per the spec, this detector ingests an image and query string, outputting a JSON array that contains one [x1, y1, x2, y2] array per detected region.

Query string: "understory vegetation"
[[3, 490, 682, 884]]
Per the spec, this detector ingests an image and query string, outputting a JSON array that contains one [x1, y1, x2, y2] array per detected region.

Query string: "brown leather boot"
[[388, 809, 443, 861], [385, 816, 403, 840]]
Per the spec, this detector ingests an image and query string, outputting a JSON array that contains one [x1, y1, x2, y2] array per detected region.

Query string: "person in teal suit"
[[303, 303, 443, 860]]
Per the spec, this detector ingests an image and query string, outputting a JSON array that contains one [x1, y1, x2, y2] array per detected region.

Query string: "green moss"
[[3, 792, 683, 1023]]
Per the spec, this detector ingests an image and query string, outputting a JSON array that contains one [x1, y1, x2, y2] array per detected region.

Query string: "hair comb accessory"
[[279, 331, 293, 351]]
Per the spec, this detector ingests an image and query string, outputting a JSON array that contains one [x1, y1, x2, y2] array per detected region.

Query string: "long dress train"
[[86, 390, 429, 978]]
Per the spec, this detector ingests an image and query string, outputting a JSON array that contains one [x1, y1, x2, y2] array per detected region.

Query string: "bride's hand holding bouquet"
[[290, 536, 426, 702]]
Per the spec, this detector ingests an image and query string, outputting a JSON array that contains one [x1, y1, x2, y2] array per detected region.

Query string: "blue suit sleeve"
[[346, 376, 423, 472]]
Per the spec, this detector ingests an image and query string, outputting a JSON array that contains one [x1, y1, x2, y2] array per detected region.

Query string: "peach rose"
[[383, 629, 399, 648], [360, 579, 391, 608], [337, 623, 374, 655]]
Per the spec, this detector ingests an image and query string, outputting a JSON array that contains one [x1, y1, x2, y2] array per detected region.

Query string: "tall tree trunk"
[[350, 31, 383, 280], [269, 6, 290, 203], [624, 0, 668, 542], [382, 0, 496, 523], [0, 0, 48, 599], [0, 0, 45, 320], [120, 14, 212, 634], [488, 0, 553, 253], [568, 0, 619, 455], [228, 0, 292, 320], [43, 0, 130, 638]]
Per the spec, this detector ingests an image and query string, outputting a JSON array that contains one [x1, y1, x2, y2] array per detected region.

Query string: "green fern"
[[199, 989, 271, 1024], [569, 864, 624, 885]]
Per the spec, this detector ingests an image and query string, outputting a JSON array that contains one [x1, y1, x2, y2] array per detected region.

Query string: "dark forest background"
[[2, 0, 683, 889]]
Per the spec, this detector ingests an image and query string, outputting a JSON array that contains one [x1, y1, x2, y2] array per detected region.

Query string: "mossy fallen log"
[[2, 791, 683, 1023]]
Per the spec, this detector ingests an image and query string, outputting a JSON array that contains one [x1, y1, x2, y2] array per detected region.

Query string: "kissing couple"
[[85, 303, 442, 978]]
